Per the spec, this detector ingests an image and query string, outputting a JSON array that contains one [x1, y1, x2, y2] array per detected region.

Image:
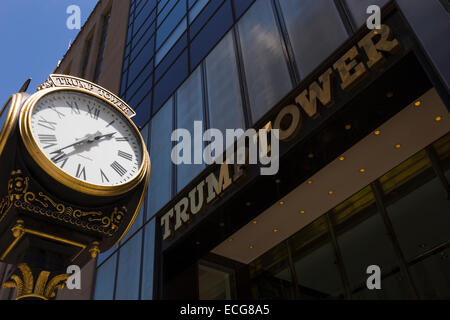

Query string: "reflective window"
[[127, 74, 153, 112], [189, 0, 209, 23], [133, 18, 156, 52], [158, 0, 178, 26], [332, 186, 410, 299], [126, 60, 153, 100], [134, 1, 156, 37], [190, 0, 224, 38], [129, 39, 154, 84], [133, 92, 152, 128], [380, 150, 450, 261], [279, 0, 348, 77], [205, 31, 245, 145], [147, 98, 174, 220], [190, 0, 234, 69], [233, 0, 255, 20], [237, 0, 292, 124], [94, 254, 117, 300], [141, 218, 156, 299], [155, 17, 187, 65], [198, 263, 233, 299], [380, 140, 450, 299], [156, 0, 187, 49], [115, 231, 143, 300], [153, 50, 188, 113], [175, 67, 205, 191], [289, 216, 344, 299], [155, 32, 188, 82], [249, 241, 295, 299]]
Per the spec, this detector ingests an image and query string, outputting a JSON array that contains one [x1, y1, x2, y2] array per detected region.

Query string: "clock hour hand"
[[50, 132, 116, 155], [87, 131, 117, 142]]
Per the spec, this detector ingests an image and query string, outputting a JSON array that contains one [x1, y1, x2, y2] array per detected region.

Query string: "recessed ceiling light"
[[339, 156, 345, 161], [279, 201, 285, 205], [374, 130, 381, 135], [414, 100, 421, 107]]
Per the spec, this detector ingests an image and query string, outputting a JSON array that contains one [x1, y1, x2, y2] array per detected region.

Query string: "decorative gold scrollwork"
[[0, 170, 127, 236], [2, 263, 69, 300]]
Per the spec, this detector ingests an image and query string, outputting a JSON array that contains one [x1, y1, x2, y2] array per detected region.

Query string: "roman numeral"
[[110, 161, 127, 177], [38, 117, 57, 131], [100, 169, 110, 183], [48, 105, 65, 119], [38, 134, 57, 149], [115, 137, 129, 142], [118, 150, 133, 161], [76, 164, 87, 181], [87, 105, 100, 120], [66, 101, 80, 114], [51, 151, 68, 169]]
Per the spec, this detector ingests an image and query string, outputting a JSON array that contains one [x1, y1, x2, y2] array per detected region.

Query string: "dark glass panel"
[[190, 0, 233, 70], [153, 50, 188, 114]]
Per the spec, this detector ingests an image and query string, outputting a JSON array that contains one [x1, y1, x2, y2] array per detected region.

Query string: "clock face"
[[28, 90, 144, 187]]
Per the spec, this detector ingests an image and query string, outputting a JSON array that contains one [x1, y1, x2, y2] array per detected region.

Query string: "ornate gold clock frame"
[[0, 75, 151, 300]]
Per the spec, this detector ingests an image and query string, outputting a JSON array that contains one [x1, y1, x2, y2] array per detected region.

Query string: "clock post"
[[0, 75, 150, 300]]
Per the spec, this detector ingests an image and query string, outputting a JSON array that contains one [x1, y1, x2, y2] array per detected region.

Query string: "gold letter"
[[295, 68, 333, 118], [205, 164, 232, 203], [161, 209, 174, 240], [273, 105, 302, 141], [334, 47, 367, 91], [358, 24, 401, 70], [189, 181, 205, 215], [174, 197, 190, 231]]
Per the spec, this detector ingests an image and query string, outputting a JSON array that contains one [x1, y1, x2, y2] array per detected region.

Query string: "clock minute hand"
[[50, 132, 116, 155], [50, 137, 91, 154]]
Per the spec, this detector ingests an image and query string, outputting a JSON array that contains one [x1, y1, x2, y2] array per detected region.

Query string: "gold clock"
[[19, 77, 149, 197]]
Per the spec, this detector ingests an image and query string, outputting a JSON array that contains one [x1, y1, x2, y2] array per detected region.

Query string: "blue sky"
[[0, 0, 98, 127]]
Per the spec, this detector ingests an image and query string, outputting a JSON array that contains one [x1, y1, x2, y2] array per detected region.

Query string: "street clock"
[[0, 75, 150, 299]]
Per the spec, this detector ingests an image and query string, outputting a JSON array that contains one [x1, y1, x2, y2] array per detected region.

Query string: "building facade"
[[92, 0, 450, 300], [2, 0, 449, 300]]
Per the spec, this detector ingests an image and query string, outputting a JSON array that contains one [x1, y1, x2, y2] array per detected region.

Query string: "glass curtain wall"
[[249, 133, 450, 300], [95, 0, 398, 300]]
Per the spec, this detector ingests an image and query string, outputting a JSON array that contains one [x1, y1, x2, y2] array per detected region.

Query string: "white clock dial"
[[29, 90, 144, 187]]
